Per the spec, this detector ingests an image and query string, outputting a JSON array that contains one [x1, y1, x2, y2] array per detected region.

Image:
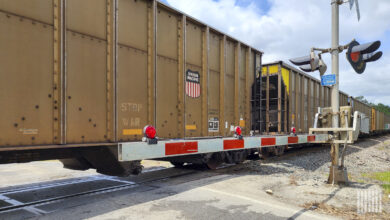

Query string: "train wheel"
[[206, 153, 223, 169], [247, 150, 260, 160], [274, 146, 285, 156], [206, 159, 222, 169], [232, 151, 247, 164], [260, 147, 271, 158]]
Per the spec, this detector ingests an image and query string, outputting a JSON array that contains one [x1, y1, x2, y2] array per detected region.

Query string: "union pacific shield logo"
[[185, 70, 200, 98]]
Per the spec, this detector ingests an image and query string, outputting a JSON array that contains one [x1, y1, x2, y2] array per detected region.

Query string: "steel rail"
[[0, 169, 198, 214]]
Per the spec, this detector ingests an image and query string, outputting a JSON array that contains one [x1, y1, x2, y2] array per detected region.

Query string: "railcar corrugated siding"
[[261, 62, 369, 134], [0, 0, 262, 148], [262, 62, 335, 134], [385, 114, 390, 129], [351, 98, 372, 130]]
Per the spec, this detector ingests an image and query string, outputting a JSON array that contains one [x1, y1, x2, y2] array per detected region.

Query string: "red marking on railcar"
[[261, 138, 276, 146], [288, 136, 299, 144], [307, 135, 316, 142], [165, 142, 198, 155], [223, 139, 244, 150]]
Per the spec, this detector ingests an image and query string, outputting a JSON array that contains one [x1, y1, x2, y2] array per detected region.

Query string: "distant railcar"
[[259, 61, 390, 135]]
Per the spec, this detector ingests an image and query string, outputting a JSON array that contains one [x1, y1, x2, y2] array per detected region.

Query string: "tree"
[[354, 96, 390, 116], [354, 96, 371, 105], [375, 103, 390, 115]]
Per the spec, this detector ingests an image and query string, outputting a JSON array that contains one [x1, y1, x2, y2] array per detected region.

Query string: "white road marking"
[[0, 195, 47, 215], [201, 187, 338, 220]]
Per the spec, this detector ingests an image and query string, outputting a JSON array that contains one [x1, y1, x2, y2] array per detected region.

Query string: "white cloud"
[[165, 0, 390, 105]]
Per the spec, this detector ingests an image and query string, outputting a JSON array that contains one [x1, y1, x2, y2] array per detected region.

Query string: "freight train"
[[258, 62, 390, 136], [0, 0, 389, 176]]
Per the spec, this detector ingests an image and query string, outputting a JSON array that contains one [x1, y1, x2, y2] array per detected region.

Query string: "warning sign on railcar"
[[208, 117, 219, 132]]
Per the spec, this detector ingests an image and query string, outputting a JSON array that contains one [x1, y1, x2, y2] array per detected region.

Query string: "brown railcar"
[[260, 61, 390, 135], [0, 1, 388, 176], [260, 61, 352, 134], [0, 0, 262, 149], [0, 0, 263, 175]]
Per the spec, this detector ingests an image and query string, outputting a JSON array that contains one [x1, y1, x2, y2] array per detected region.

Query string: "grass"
[[382, 184, 390, 194], [372, 171, 390, 183], [362, 171, 390, 196]]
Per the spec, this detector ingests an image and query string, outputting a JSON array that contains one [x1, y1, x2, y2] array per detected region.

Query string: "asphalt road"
[[0, 163, 339, 220]]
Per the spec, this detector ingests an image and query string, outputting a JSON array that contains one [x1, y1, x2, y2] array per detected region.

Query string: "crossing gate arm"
[[118, 134, 329, 161]]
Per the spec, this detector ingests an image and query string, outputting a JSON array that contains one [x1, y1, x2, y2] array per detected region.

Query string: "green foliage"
[[375, 103, 390, 115], [372, 171, 390, 183], [354, 96, 372, 105], [362, 171, 390, 194], [354, 96, 390, 116], [383, 184, 390, 194]]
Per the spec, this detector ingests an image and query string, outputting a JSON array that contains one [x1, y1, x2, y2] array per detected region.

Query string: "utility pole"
[[329, 0, 341, 184], [290, 0, 383, 185]]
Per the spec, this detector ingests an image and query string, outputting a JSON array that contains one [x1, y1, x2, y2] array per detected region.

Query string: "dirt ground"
[[222, 134, 390, 219]]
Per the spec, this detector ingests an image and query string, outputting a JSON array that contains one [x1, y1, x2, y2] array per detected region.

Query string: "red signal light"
[[235, 126, 242, 136], [350, 51, 360, 62], [144, 125, 156, 139]]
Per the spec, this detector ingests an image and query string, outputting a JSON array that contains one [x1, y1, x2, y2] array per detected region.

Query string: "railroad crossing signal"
[[346, 40, 382, 74], [349, 0, 360, 21], [289, 51, 327, 76]]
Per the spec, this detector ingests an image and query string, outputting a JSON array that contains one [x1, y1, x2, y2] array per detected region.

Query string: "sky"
[[160, 0, 390, 105]]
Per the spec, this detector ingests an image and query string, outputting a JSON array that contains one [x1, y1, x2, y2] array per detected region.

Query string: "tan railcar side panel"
[[295, 72, 301, 132], [65, 32, 107, 143], [308, 80, 314, 129], [247, 50, 255, 134], [313, 82, 319, 119], [300, 75, 305, 132], [156, 8, 180, 139], [265, 63, 354, 134], [352, 98, 372, 128], [238, 46, 246, 131], [65, 0, 109, 144], [208, 32, 220, 72], [156, 58, 180, 138], [156, 7, 178, 59], [0, 0, 53, 24], [117, 47, 148, 141], [185, 21, 202, 137], [185, 22, 202, 66], [0, 12, 54, 146], [66, 0, 106, 40], [378, 111, 384, 130], [385, 114, 390, 127], [118, 0, 148, 51], [207, 32, 221, 136], [375, 110, 379, 130], [117, 0, 149, 141], [289, 70, 295, 128], [339, 93, 348, 106], [1, 0, 265, 148], [224, 40, 235, 136], [303, 77, 308, 132]]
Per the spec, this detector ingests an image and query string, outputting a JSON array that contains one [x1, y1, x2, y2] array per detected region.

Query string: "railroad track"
[[0, 167, 199, 216], [0, 143, 331, 217]]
